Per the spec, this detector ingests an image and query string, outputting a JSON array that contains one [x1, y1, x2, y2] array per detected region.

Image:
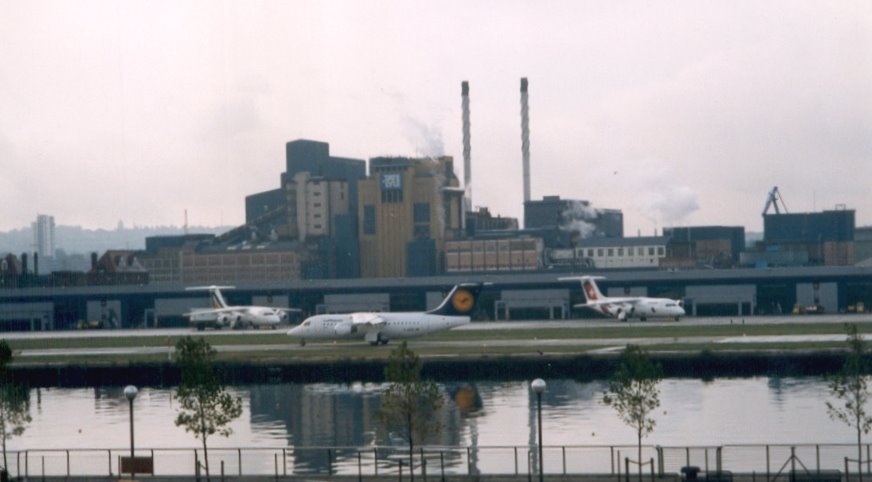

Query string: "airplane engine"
[[615, 306, 635, 321], [334, 321, 354, 336], [217, 314, 232, 327]]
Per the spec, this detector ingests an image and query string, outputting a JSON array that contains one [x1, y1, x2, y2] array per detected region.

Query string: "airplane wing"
[[351, 313, 386, 327], [183, 307, 245, 318], [275, 307, 302, 313], [581, 298, 643, 307]]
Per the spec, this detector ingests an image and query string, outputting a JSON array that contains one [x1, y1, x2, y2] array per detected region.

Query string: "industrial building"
[[524, 196, 623, 239], [358, 156, 464, 278], [663, 226, 746, 269]]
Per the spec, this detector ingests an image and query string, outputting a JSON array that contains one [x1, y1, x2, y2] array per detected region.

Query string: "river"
[[5, 376, 863, 477]]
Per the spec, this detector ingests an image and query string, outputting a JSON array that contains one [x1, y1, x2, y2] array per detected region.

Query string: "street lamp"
[[531, 378, 546, 482], [123, 385, 138, 475]]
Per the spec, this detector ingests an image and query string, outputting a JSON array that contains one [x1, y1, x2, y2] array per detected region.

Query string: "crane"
[[762, 186, 788, 215]]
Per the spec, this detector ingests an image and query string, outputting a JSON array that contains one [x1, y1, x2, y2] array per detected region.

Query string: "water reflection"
[[8, 376, 861, 475]]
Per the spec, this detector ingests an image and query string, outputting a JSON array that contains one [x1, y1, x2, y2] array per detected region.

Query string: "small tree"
[[173, 337, 242, 481], [602, 344, 663, 480], [378, 342, 444, 482], [827, 324, 872, 482], [0, 340, 29, 473]]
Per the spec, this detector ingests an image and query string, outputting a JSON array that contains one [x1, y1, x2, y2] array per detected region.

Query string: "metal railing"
[[5, 443, 872, 479]]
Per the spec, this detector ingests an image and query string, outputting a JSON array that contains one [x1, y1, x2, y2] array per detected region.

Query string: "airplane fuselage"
[[190, 306, 284, 330], [585, 297, 685, 321], [288, 312, 469, 345]]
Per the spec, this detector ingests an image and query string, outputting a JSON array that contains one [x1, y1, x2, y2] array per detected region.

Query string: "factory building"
[[240, 140, 366, 279], [358, 156, 464, 278], [524, 196, 623, 241], [742, 209, 855, 267], [662, 226, 746, 269], [855, 226, 872, 266], [445, 236, 542, 272]]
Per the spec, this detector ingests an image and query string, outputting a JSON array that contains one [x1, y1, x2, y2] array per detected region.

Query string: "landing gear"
[[299, 339, 306, 347], [674, 316, 681, 322], [640, 316, 647, 322]]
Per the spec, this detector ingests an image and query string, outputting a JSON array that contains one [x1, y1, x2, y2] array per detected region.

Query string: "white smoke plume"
[[401, 116, 444, 157], [560, 200, 601, 239], [628, 159, 700, 227]]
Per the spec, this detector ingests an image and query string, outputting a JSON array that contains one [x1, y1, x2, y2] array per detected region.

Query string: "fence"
[[6, 443, 872, 479]]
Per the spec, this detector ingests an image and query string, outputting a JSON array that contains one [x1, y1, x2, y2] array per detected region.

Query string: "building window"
[[657, 247, 665, 256], [618, 248, 623, 256], [587, 249, 594, 257], [381, 190, 403, 203], [414, 224, 431, 238], [607, 248, 614, 257], [363, 205, 376, 235], [648, 247, 655, 256], [597, 248, 604, 257], [413, 203, 430, 223]]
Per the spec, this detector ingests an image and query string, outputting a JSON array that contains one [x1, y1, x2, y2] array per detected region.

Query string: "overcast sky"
[[1, 1, 870, 235]]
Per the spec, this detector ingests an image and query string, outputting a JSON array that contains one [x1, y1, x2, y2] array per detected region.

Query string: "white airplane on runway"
[[184, 286, 300, 330], [288, 283, 484, 346], [560, 276, 685, 322]]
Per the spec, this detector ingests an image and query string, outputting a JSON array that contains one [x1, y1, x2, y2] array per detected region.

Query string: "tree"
[[602, 344, 663, 480], [826, 324, 872, 482], [0, 340, 30, 474], [0, 384, 30, 471], [378, 342, 444, 482], [173, 337, 242, 481]]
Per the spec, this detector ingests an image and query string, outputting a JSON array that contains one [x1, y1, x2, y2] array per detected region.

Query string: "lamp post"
[[123, 385, 138, 476], [531, 378, 546, 482]]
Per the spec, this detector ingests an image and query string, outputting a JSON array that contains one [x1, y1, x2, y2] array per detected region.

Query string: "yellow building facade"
[[358, 156, 464, 278]]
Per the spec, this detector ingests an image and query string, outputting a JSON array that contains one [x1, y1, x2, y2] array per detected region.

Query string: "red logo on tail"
[[583, 282, 598, 300]]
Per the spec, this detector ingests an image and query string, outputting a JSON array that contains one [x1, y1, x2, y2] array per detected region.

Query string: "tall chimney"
[[520, 78, 531, 204], [461, 81, 472, 214]]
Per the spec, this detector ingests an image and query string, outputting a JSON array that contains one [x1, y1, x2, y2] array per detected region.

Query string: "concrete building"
[[855, 226, 872, 266], [286, 172, 350, 242], [573, 236, 668, 269], [358, 156, 464, 278], [32, 214, 55, 273], [663, 226, 746, 268], [524, 196, 623, 241], [446, 236, 543, 272], [745, 209, 856, 267]]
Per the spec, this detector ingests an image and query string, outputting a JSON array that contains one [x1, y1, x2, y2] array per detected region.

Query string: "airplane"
[[184, 286, 300, 330], [560, 275, 685, 322], [288, 283, 485, 346]]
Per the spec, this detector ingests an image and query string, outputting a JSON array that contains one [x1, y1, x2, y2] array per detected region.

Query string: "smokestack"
[[461, 81, 472, 213], [520, 78, 531, 204]]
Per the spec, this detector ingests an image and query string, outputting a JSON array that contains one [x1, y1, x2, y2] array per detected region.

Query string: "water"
[[6, 377, 862, 476]]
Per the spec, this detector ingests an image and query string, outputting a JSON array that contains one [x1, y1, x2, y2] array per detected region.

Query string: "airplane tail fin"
[[209, 287, 230, 309], [427, 283, 485, 316], [559, 276, 607, 303], [580, 277, 606, 303]]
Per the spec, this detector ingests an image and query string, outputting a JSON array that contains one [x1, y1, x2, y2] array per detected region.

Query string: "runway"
[[6, 313, 872, 359]]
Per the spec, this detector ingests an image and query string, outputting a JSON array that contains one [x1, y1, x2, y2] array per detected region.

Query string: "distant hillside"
[[0, 225, 235, 256]]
